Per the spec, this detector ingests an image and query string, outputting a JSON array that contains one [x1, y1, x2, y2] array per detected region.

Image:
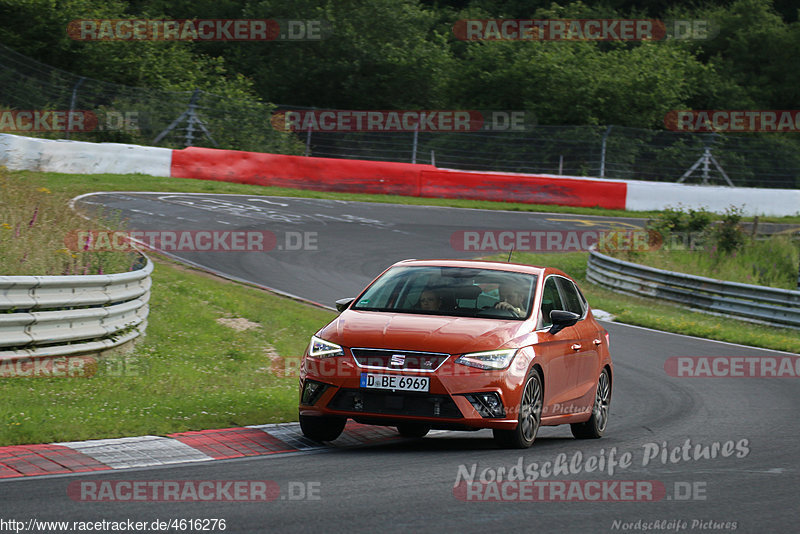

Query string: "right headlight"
[[455, 349, 517, 370], [308, 335, 344, 358]]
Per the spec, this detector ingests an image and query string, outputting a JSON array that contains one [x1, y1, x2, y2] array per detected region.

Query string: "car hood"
[[317, 310, 530, 354]]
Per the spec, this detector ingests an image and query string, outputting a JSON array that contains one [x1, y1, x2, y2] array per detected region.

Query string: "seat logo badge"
[[390, 354, 405, 367]]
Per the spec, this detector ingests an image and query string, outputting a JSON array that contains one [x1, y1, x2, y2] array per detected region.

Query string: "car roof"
[[388, 258, 553, 277]]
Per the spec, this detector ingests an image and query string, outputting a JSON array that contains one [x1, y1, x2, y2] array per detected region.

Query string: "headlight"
[[308, 335, 344, 358], [455, 349, 517, 370]]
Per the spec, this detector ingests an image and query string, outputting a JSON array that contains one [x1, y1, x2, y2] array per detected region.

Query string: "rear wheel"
[[493, 369, 542, 449], [299, 414, 346, 442], [396, 422, 431, 438], [571, 368, 611, 439]]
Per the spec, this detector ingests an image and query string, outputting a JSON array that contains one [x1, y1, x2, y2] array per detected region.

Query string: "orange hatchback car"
[[299, 259, 612, 448]]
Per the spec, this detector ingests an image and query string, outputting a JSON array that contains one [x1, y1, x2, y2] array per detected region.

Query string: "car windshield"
[[352, 266, 537, 320]]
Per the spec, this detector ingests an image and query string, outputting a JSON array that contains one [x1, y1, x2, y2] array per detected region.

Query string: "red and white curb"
[[0, 422, 408, 480]]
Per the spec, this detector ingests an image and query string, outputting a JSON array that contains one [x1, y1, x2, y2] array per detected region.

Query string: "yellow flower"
[[37, 187, 51, 194], [1, 223, 11, 230]]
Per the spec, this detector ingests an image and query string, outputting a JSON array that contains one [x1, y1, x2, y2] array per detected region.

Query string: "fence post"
[[411, 119, 420, 164], [65, 76, 85, 140], [600, 125, 612, 177]]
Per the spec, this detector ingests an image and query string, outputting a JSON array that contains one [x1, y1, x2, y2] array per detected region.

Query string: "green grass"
[[0, 169, 137, 275], [606, 235, 800, 290], [498, 251, 800, 354], [16, 169, 800, 224], [0, 256, 336, 446]]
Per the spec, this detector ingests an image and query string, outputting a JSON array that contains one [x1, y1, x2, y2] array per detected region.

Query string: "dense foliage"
[[1, 0, 798, 184]]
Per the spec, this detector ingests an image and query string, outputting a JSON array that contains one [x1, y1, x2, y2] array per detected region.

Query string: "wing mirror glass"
[[548, 310, 580, 335], [335, 297, 355, 313]]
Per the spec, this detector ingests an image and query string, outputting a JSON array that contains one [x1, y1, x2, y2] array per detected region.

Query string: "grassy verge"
[[15, 169, 800, 224], [608, 236, 800, 290], [0, 170, 136, 275], [496, 252, 800, 354], [0, 255, 335, 446]]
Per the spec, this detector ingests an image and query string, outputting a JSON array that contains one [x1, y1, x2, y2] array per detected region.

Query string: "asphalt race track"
[[2, 193, 797, 533]]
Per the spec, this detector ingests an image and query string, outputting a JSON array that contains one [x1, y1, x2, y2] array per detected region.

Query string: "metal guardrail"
[[586, 248, 800, 330], [0, 256, 152, 359]]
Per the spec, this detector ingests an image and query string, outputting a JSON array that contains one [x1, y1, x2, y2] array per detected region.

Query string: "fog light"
[[465, 392, 506, 418], [301, 380, 329, 406]]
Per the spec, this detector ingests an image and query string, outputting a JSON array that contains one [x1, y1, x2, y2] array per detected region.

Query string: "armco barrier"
[[0, 256, 153, 361], [586, 248, 800, 329]]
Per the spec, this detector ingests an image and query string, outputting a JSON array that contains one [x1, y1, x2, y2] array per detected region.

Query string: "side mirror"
[[548, 310, 580, 335], [335, 297, 355, 313]]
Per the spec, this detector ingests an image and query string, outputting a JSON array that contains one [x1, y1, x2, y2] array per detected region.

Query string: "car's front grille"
[[351, 348, 449, 372], [328, 388, 463, 418]]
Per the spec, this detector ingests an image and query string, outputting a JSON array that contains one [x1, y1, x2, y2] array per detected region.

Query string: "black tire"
[[299, 414, 346, 442], [493, 369, 542, 449], [571, 368, 611, 439], [396, 422, 431, 438]]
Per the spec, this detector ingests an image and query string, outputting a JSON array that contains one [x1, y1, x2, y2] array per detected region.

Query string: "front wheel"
[[571, 368, 611, 439], [299, 414, 346, 442], [493, 370, 542, 449]]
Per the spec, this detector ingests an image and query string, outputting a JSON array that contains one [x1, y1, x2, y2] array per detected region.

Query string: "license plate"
[[360, 373, 430, 392]]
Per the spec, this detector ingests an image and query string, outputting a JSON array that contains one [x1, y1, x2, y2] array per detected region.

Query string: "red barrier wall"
[[170, 147, 627, 209], [171, 148, 430, 196], [421, 169, 627, 209]]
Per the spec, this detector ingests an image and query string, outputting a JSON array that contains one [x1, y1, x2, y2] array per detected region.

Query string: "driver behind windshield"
[[494, 281, 528, 317], [417, 289, 443, 311]]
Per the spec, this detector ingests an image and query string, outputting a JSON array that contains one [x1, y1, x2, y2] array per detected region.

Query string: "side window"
[[556, 277, 585, 317], [540, 277, 564, 327]]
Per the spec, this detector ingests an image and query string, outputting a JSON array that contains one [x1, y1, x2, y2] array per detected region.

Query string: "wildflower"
[[36, 187, 51, 194], [0, 223, 11, 230], [28, 205, 38, 228]]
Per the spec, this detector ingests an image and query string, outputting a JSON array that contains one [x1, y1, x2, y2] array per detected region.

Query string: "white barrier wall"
[[624, 180, 800, 217], [0, 134, 172, 177]]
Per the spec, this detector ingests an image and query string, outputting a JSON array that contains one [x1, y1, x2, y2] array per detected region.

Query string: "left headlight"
[[308, 335, 345, 358], [455, 349, 517, 370]]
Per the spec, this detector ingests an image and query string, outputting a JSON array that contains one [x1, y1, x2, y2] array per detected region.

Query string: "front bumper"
[[298, 349, 529, 431]]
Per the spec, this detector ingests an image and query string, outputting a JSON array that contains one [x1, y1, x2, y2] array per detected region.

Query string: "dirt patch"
[[216, 317, 261, 332]]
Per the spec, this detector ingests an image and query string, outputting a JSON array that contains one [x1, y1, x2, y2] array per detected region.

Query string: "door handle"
[[571, 344, 582, 351], [593, 338, 602, 345]]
